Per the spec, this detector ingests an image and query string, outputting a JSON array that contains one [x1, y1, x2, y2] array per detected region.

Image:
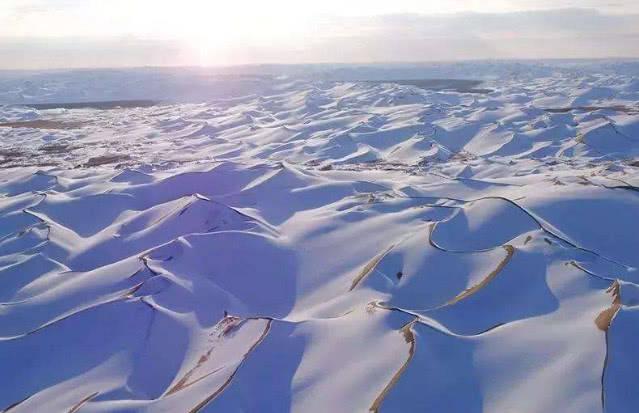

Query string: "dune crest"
[[1, 62, 639, 412]]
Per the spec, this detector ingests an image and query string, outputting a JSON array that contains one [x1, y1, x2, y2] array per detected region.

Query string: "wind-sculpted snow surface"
[[1, 63, 639, 412]]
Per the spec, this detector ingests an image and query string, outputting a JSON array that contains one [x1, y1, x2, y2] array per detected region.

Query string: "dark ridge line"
[[163, 193, 242, 222], [138, 297, 157, 343], [67, 391, 99, 413], [569, 261, 617, 282], [605, 116, 636, 142], [427, 222, 505, 255], [140, 256, 162, 276], [154, 192, 278, 237], [543, 105, 639, 114], [33, 172, 60, 188], [168, 366, 226, 398], [371, 301, 506, 338], [143, 252, 363, 320], [566, 173, 639, 195], [124, 281, 147, 299], [127, 194, 233, 236], [1, 394, 33, 412], [575, 117, 635, 157], [0, 300, 29, 307], [350, 244, 396, 291], [603, 184, 639, 194], [574, 131, 607, 158], [0, 284, 146, 341], [19, 191, 276, 276], [0, 261, 140, 307], [416, 314, 506, 337], [419, 194, 631, 269], [22, 209, 53, 240], [445, 245, 515, 306], [352, 224, 515, 312], [3, 208, 54, 257], [350, 191, 462, 212], [601, 176, 639, 193], [188, 319, 273, 413], [369, 320, 416, 413], [189, 193, 278, 235], [597, 279, 623, 412], [244, 308, 356, 324], [145, 196, 199, 228], [367, 311, 505, 411], [602, 329, 609, 412], [21, 192, 48, 209], [362, 79, 492, 94], [1, 299, 157, 411], [165, 312, 357, 405], [127, 267, 150, 280], [0, 233, 48, 258], [600, 300, 622, 413], [427, 171, 526, 188], [166, 316, 260, 397]]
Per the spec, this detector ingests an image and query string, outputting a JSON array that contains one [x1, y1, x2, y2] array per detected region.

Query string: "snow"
[[0, 61, 638, 412]]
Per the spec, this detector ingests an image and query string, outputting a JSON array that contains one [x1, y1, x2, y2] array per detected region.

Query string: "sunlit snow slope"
[[1, 62, 639, 412]]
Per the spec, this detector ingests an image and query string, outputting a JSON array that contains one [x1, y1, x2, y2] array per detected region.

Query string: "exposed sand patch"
[[350, 245, 395, 291], [446, 245, 515, 305], [369, 321, 416, 413], [166, 316, 241, 396], [67, 392, 99, 413], [595, 281, 621, 332], [1, 65, 639, 412], [187, 319, 273, 413]]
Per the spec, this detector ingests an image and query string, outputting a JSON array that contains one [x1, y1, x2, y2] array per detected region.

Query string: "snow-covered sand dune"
[[1, 62, 638, 412]]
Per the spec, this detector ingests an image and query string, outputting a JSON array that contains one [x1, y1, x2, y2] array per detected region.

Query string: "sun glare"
[[169, 1, 314, 64]]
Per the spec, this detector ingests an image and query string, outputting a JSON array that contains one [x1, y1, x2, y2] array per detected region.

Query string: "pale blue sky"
[[1, 0, 638, 69]]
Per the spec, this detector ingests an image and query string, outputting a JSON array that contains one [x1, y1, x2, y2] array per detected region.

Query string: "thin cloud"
[[1, 7, 638, 68]]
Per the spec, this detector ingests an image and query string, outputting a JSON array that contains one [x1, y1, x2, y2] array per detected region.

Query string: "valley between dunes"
[[1, 62, 639, 412]]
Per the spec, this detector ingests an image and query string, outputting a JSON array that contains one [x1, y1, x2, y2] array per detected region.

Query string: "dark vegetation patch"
[[0, 119, 86, 130], [544, 105, 639, 114], [26, 100, 158, 110], [83, 154, 132, 167], [364, 79, 493, 94]]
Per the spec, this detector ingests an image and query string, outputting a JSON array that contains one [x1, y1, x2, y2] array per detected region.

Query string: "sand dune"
[[0, 62, 638, 412]]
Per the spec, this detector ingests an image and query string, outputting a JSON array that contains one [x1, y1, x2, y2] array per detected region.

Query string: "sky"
[[1, 0, 639, 69]]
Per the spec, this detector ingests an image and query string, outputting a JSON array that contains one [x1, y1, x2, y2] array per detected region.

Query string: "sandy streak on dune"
[[446, 245, 515, 305], [349, 245, 395, 291], [368, 320, 416, 413], [371, 300, 505, 338], [166, 317, 243, 396], [187, 319, 273, 413], [67, 392, 99, 413], [595, 281, 621, 332], [350, 223, 515, 310], [566, 261, 620, 410]]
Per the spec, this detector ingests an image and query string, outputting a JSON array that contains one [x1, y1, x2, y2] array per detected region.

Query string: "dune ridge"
[[1, 63, 639, 412]]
